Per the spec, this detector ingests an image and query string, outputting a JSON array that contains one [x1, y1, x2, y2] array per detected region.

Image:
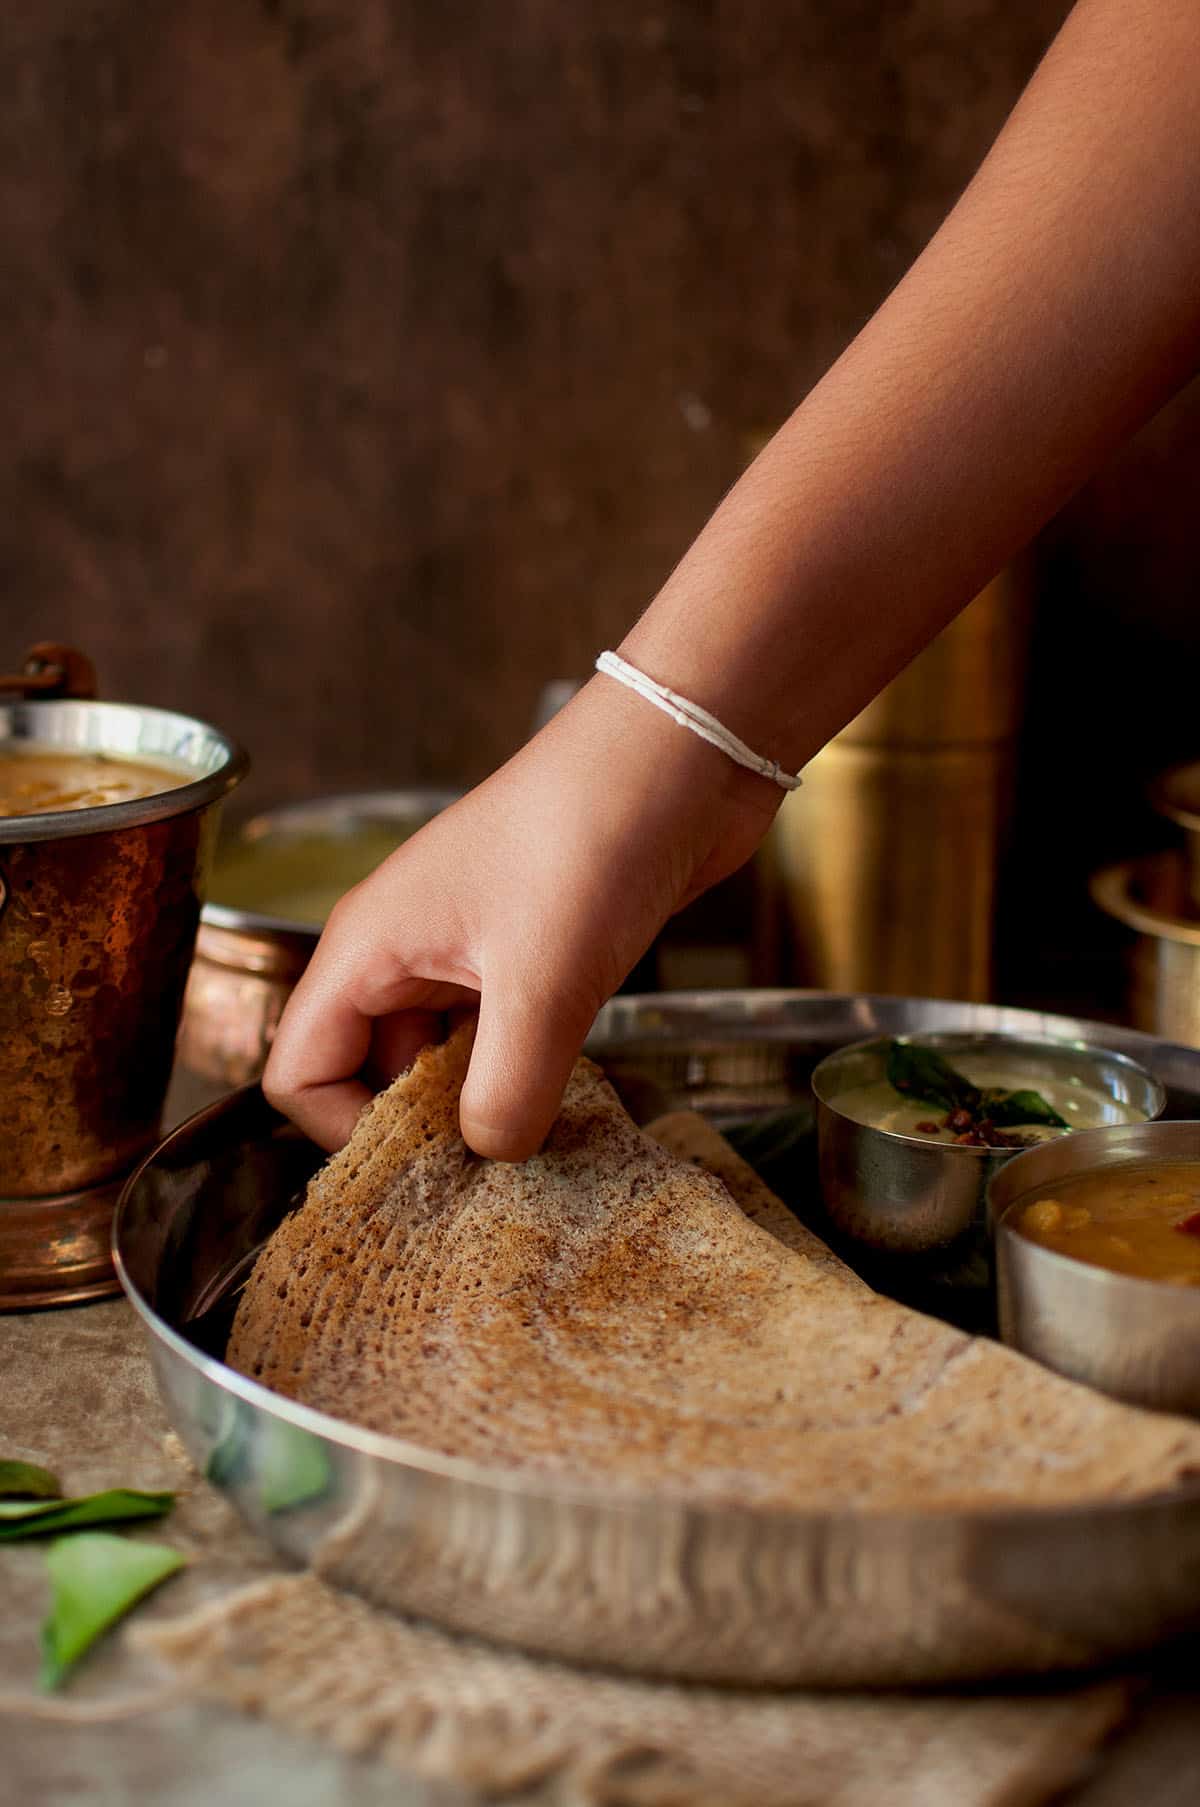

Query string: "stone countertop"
[[6, 1296, 1200, 1805]]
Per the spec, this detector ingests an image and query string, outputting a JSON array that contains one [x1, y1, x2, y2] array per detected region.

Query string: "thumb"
[[460, 958, 601, 1161]]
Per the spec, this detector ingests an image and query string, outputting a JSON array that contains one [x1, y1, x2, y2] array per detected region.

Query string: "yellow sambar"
[[0, 745, 190, 817], [1013, 1160, 1200, 1284]]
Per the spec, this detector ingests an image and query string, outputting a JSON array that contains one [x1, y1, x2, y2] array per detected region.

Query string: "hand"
[[263, 675, 782, 1159]]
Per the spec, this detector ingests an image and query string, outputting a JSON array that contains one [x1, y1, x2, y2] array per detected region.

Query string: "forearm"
[[269, 0, 1200, 1159], [621, 0, 1200, 770]]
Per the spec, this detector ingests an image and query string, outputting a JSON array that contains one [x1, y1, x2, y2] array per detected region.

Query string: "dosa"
[[230, 1028, 1200, 1509]]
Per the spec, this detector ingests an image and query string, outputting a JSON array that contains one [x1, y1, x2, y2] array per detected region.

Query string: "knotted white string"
[[594, 651, 803, 791]]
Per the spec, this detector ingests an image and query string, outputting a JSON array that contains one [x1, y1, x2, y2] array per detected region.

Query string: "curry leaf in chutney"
[[886, 1044, 1068, 1131], [982, 1089, 1069, 1130], [885, 1043, 980, 1115]]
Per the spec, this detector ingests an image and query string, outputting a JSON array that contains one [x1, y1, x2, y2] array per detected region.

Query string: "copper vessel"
[[769, 571, 1031, 1000], [177, 790, 460, 1086], [0, 650, 246, 1307], [178, 914, 315, 1089]]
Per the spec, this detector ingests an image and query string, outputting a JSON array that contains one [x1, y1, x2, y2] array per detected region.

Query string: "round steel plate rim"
[[0, 699, 248, 844], [992, 1119, 1200, 1301], [114, 993, 1200, 1532], [591, 986, 1182, 1053], [811, 1029, 1166, 1156]]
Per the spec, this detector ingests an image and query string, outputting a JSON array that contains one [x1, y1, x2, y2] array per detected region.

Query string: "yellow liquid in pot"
[[209, 826, 415, 927]]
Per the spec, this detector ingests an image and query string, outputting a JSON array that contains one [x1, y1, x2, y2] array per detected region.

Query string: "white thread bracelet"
[[595, 650, 802, 791]]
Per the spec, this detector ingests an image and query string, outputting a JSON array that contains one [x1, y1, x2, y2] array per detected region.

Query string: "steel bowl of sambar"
[[991, 1119, 1200, 1418]]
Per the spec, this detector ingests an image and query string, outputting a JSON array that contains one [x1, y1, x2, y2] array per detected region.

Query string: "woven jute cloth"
[[138, 1573, 1127, 1807]]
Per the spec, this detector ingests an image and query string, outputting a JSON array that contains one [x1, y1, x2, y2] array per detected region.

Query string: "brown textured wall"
[[3, 0, 1072, 810]]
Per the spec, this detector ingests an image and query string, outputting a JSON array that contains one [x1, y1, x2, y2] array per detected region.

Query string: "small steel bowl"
[[177, 789, 460, 1086], [990, 1120, 1200, 1416], [812, 1031, 1165, 1255]]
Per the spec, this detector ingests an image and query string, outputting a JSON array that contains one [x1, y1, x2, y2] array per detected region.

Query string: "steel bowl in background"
[[812, 1032, 1165, 1256], [1148, 760, 1200, 916], [0, 695, 246, 1307], [991, 1120, 1200, 1417], [1090, 853, 1200, 1047], [178, 790, 461, 1086]]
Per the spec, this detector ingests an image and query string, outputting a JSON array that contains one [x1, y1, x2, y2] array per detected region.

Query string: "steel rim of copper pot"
[[0, 698, 248, 844]]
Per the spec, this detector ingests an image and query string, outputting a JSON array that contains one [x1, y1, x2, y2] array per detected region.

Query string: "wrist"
[[594, 651, 803, 795], [547, 669, 786, 851]]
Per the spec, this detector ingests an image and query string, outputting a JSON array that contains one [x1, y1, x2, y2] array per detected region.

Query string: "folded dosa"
[[230, 1028, 1200, 1509]]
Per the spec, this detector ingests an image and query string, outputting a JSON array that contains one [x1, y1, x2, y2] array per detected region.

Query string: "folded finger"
[[265, 952, 476, 1149]]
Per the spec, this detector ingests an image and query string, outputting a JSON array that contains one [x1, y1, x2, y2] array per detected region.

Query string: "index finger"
[[264, 949, 477, 1149]]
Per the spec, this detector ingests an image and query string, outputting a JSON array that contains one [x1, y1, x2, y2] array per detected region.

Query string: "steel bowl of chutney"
[[991, 1120, 1200, 1417], [812, 1031, 1165, 1256]]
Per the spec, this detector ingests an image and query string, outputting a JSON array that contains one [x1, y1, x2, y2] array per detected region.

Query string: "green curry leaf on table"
[[2, 1458, 184, 1688], [0, 1459, 62, 1500], [0, 1488, 175, 1541], [40, 1531, 186, 1689]]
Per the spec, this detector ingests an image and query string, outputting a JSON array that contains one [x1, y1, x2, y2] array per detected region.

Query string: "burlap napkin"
[[137, 1572, 1127, 1807]]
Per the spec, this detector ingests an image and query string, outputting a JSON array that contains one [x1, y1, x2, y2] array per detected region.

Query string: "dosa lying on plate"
[[229, 1027, 1200, 1510]]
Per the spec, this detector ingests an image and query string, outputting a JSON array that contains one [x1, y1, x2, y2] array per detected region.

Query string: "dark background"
[[3, 0, 1199, 1004]]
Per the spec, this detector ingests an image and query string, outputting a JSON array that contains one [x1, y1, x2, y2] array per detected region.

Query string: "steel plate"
[[114, 991, 1200, 1686]]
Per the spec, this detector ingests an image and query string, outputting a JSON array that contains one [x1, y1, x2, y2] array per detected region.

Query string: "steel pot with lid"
[[177, 789, 462, 1087]]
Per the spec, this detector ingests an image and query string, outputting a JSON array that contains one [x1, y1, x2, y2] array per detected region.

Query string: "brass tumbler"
[[769, 571, 1030, 1001]]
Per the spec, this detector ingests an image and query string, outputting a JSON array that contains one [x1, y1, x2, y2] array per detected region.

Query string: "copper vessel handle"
[[0, 643, 97, 700]]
